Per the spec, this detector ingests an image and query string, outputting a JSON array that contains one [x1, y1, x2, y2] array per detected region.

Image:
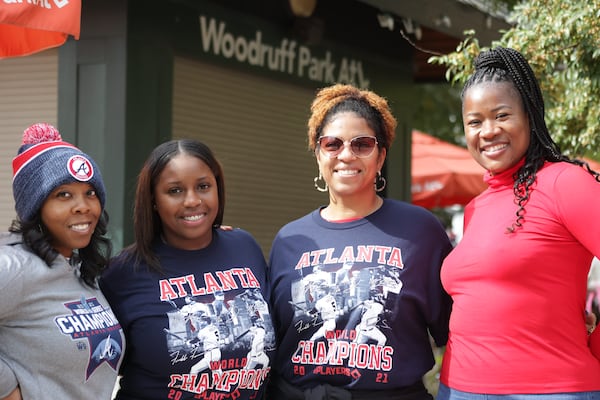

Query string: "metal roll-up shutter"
[[172, 57, 328, 255], [0, 49, 58, 229]]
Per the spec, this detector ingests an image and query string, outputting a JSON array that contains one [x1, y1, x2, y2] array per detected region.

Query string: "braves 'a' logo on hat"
[[67, 155, 94, 181]]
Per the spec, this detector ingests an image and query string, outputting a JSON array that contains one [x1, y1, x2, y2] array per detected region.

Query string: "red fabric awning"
[[411, 130, 488, 209], [0, 0, 81, 59]]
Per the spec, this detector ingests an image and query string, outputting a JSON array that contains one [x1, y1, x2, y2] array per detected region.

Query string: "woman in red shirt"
[[438, 47, 600, 400]]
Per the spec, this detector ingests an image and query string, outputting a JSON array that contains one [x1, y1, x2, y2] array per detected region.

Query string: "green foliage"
[[411, 84, 463, 145], [429, 0, 600, 157]]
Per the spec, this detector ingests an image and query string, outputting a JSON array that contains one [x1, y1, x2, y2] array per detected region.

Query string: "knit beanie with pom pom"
[[12, 123, 106, 223]]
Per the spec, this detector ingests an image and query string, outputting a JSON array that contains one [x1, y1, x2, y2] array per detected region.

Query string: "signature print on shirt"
[[163, 287, 275, 395], [290, 262, 403, 379]]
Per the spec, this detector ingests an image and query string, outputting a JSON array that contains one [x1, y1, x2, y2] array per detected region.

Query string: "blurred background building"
[[0, 0, 509, 253]]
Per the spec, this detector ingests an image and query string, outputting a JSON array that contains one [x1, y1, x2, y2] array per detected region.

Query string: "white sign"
[[199, 15, 370, 88]]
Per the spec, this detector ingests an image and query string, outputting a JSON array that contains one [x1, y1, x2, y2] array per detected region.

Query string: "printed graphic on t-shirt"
[[55, 296, 123, 379], [289, 246, 404, 383], [159, 268, 275, 398]]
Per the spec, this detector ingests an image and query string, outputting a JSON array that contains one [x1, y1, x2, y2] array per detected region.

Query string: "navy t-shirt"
[[100, 228, 275, 400], [268, 199, 452, 390]]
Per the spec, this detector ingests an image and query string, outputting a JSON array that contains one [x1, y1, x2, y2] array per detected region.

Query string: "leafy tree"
[[429, 0, 600, 157], [411, 83, 463, 145]]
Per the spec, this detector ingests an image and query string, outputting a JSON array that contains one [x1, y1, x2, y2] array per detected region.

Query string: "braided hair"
[[462, 47, 600, 232]]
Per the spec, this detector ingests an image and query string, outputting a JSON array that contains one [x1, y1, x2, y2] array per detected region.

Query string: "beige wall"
[[0, 49, 58, 229]]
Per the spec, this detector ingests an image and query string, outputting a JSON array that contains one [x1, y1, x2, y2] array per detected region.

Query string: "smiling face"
[[153, 153, 218, 250], [40, 182, 101, 257], [462, 81, 530, 175], [316, 111, 385, 201]]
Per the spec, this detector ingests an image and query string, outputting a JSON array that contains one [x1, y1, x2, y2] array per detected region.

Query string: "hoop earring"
[[375, 171, 386, 192], [314, 171, 328, 192]]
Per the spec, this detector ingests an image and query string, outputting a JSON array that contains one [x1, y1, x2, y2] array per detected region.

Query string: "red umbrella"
[[411, 130, 487, 209], [0, 0, 81, 59]]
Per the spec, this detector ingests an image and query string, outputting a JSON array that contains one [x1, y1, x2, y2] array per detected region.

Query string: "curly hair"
[[462, 47, 600, 232], [9, 211, 112, 289], [307, 84, 397, 152]]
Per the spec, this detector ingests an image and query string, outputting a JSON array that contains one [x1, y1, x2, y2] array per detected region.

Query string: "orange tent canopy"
[[0, 1, 81, 59], [411, 130, 488, 209]]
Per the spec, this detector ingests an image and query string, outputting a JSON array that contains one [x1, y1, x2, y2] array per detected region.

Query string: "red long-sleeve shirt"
[[441, 160, 600, 394]]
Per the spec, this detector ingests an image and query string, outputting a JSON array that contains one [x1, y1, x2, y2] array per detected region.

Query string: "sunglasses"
[[317, 135, 379, 158]]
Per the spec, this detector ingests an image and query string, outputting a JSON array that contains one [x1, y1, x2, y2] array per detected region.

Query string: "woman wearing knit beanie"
[[0, 123, 124, 400]]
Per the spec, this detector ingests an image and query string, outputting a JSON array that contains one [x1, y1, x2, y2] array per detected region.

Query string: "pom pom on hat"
[[12, 123, 106, 222], [22, 122, 62, 144]]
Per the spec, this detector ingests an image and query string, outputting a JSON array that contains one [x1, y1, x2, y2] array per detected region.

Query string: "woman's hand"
[[2, 387, 22, 400], [586, 311, 597, 334]]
